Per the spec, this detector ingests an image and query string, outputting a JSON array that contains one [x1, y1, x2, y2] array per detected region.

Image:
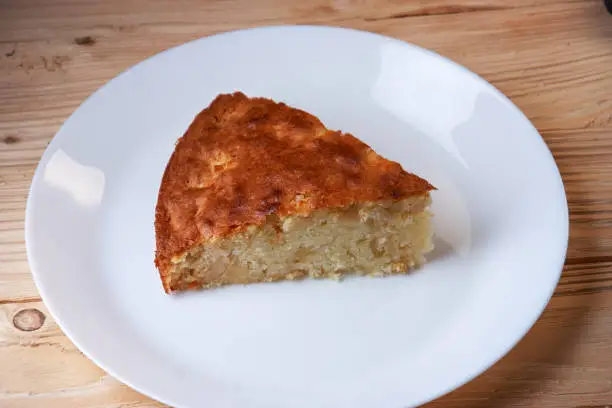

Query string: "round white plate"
[[26, 26, 568, 408]]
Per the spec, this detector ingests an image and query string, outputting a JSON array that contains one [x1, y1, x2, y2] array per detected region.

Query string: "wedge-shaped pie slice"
[[155, 92, 435, 293]]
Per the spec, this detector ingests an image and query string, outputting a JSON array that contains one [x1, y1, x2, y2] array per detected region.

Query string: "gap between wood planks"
[[362, 0, 592, 22], [565, 255, 612, 266], [364, 4, 508, 21], [0, 297, 42, 305]]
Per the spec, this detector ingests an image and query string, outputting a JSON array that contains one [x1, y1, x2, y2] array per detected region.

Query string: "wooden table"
[[1, 0, 612, 407]]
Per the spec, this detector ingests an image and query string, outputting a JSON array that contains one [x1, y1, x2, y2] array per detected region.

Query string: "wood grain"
[[0, 301, 165, 407], [1, 0, 612, 406]]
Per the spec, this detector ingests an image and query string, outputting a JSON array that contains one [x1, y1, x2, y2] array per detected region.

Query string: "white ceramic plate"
[[26, 26, 568, 408]]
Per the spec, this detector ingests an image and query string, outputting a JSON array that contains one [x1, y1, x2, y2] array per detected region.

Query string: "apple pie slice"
[[155, 92, 435, 293]]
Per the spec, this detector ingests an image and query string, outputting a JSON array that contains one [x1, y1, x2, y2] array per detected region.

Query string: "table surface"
[[1, 0, 612, 407]]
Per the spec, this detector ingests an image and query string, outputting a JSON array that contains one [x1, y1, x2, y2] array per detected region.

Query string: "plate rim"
[[25, 24, 569, 408]]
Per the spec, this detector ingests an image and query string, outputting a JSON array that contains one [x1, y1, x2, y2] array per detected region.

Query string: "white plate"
[[26, 26, 568, 408]]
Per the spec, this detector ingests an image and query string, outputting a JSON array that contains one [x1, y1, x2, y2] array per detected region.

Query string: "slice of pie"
[[155, 92, 435, 293]]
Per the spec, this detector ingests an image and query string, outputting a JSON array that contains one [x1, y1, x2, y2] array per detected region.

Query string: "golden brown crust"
[[155, 92, 434, 288]]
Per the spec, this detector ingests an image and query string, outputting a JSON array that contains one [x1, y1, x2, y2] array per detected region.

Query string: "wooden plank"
[[1, 2, 610, 169], [0, 301, 166, 407], [3, 126, 611, 300], [427, 275, 612, 407], [0, 165, 39, 300], [546, 129, 612, 262], [2, 282, 612, 407]]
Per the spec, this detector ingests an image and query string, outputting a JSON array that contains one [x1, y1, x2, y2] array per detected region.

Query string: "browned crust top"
[[155, 92, 434, 272]]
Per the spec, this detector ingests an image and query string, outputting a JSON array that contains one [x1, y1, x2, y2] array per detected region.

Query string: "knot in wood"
[[13, 308, 46, 331]]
